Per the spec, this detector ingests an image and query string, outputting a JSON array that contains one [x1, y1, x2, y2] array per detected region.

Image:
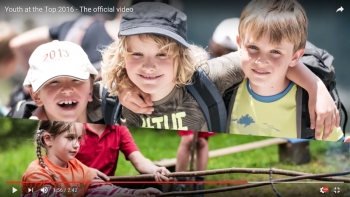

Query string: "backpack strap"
[[186, 67, 227, 133], [224, 85, 239, 133], [101, 87, 122, 125], [6, 100, 37, 119], [299, 87, 316, 139], [331, 87, 347, 133], [340, 102, 348, 132]]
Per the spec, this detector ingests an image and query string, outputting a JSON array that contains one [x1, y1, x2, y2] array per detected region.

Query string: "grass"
[[1, 127, 349, 197]]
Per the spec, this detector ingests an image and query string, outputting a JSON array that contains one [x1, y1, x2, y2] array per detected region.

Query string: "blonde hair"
[[101, 34, 208, 96], [0, 22, 17, 62], [239, 0, 308, 52]]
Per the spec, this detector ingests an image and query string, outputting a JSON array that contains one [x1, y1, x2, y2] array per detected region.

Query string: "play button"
[[12, 187, 17, 193]]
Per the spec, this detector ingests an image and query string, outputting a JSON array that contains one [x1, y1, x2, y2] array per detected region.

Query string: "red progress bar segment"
[[7, 180, 248, 185]]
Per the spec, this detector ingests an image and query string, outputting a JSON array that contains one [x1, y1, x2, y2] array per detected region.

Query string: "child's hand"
[[118, 87, 154, 114], [154, 167, 173, 182], [344, 137, 350, 143], [89, 167, 110, 181], [308, 83, 340, 140], [133, 187, 162, 197]]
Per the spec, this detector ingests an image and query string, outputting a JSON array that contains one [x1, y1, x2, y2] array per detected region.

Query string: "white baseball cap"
[[212, 18, 240, 51], [23, 40, 98, 92]]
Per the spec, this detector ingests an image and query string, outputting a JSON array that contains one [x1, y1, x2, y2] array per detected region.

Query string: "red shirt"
[[76, 124, 139, 176]]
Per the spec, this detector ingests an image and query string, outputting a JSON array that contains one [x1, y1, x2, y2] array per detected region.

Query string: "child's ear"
[[42, 133, 53, 147], [28, 87, 44, 106], [236, 35, 241, 49], [88, 83, 93, 102], [289, 49, 305, 67]]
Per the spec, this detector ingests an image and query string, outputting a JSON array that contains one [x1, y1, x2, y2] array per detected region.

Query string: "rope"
[[156, 171, 350, 196], [109, 167, 350, 182]]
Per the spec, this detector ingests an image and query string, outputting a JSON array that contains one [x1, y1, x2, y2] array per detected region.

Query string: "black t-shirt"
[[49, 18, 115, 64]]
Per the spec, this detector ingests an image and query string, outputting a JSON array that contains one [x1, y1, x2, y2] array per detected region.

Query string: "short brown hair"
[[100, 34, 208, 96], [238, 0, 308, 52], [0, 22, 17, 62]]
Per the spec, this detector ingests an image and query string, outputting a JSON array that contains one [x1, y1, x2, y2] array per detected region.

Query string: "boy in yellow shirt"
[[228, 0, 344, 141]]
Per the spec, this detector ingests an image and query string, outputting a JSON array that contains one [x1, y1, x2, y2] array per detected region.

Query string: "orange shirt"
[[22, 156, 96, 197]]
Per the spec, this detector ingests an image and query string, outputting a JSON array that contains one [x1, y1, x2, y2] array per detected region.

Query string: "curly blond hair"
[[100, 34, 208, 96]]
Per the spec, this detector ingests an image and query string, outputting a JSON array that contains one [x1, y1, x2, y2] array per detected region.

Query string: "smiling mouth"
[[57, 100, 78, 109], [139, 74, 162, 79], [252, 69, 270, 74]]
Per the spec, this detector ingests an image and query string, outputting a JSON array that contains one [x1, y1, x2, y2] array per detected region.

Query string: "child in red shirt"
[[75, 123, 171, 191]]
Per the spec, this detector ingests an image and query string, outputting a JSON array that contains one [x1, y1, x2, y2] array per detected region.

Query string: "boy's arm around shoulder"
[[200, 51, 245, 95]]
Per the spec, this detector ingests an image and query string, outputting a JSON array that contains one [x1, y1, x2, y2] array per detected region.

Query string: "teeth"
[[58, 100, 77, 104], [141, 75, 158, 78]]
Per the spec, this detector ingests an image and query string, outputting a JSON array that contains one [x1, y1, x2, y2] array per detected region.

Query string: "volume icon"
[[40, 187, 49, 194]]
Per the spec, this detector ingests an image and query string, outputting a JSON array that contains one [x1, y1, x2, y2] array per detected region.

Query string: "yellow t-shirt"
[[229, 79, 343, 141]]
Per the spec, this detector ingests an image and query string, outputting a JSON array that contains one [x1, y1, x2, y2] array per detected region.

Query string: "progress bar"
[[248, 181, 346, 184]]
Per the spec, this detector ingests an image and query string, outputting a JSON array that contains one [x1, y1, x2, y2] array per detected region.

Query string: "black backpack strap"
[[298, 87, 316, 139], [101, 87, 122, 125], [331, 87, 347, 134], [186, 67, 227, 133], [6, 100, 37, 119], [224, 85, 239, 133], [340, 102, 348, 132]]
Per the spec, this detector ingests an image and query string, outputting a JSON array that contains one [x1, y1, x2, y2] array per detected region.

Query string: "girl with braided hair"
[[21, 120, 161, 197]]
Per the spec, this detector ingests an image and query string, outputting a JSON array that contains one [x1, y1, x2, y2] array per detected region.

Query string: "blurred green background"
[[0, 118, 349, 196]]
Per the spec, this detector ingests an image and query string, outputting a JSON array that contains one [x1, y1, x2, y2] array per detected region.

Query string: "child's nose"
[[142, 59, 156, 70], [60, 85, 74, 95], [73, 139, 80, 148], [255, 55, 269, 65]]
